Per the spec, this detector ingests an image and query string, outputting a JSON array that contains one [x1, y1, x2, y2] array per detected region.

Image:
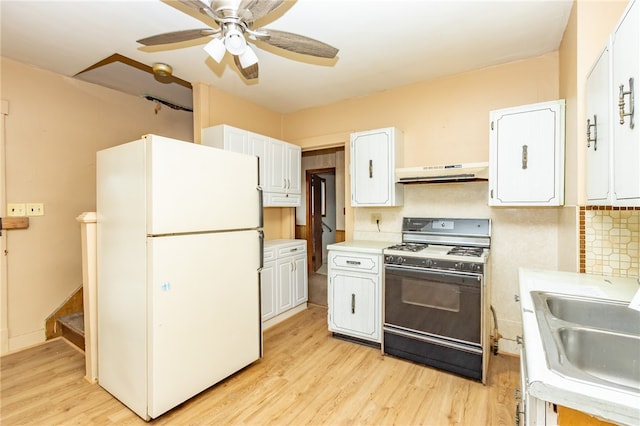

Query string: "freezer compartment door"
[[146, 135, 260, 235], [147, 230, 261, 418]]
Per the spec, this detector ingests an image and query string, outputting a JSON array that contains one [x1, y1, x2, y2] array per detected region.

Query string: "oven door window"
[[385, 266, 482, 345]]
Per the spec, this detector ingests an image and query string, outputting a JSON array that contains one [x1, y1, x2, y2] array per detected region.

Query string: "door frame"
[[305, 167, 335, 273], [1, 100, 9, 354]]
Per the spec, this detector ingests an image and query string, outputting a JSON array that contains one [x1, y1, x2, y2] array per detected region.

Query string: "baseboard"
[[7, 328, 45, 354], [1, 327, 9, 355]]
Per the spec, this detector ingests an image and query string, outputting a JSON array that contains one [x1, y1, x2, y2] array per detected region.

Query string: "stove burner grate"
[[386, 243, 428, 252], [447, 246, 485, 257]]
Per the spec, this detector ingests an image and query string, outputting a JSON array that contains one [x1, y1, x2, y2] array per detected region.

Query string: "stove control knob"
[[385, 255, 394, 263], [455, 262, 466, 271], [472, 264, 482, 272], [424, 259, 434, 268], [397, 256, 404, 264]]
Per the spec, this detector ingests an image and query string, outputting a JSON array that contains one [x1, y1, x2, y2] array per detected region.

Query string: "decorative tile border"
[[579, 206, 640, 277]]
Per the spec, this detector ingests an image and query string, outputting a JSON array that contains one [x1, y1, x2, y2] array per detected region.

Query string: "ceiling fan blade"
[[238, 0, 286, 23], [136, 29, 217, 46], [258, 29, 338, 58], [177, 0, 215, 15], [234, 56, 259, 80]]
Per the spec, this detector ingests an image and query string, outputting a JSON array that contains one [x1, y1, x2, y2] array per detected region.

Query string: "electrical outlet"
[[26, 203, 44, 216], [371, 213, 382, 224], [7, 203, 26, 217]]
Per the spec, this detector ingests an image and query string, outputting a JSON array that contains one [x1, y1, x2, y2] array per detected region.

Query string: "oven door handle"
[[384, 264, 482, 281]]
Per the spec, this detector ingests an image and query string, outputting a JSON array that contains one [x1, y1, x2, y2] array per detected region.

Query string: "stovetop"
[[384, 243, 489, 263]]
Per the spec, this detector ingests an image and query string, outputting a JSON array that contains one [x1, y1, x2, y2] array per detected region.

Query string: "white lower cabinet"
[[262, 240, 307, 323], [328, 250, 382, 343]]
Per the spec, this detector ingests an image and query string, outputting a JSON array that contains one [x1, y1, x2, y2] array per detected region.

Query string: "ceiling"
[[1, 0, 574, 114]]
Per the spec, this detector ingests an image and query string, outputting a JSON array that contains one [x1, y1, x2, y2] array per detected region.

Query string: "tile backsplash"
[[580, 206, 640, 277]]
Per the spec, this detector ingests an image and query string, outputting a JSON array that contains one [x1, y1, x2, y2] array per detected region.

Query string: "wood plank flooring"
[[1, 305, 520, 425]]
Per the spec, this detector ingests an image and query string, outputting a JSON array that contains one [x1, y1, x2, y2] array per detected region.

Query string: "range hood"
[[396, 162, 489, 184]]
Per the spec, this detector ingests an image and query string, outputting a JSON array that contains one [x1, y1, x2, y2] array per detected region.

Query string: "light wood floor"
[[1, 305, 520, 425]]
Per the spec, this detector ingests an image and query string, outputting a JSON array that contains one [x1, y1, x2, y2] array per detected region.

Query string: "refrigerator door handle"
[[258, 230, 264, 270], [257, 185, 264, 228]]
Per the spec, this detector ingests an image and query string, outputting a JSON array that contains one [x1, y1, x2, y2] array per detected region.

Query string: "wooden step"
[[57, 312, 85, 351]]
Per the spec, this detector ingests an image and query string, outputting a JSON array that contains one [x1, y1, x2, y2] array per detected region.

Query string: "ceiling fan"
[[137, 0, 339, 80]]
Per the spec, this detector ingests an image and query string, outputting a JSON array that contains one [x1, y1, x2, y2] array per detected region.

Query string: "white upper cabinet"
[[350, 127, 404, 207], [586, 42, 613, 205], [585, 0, 640, 207], [488, 100, 565, 206], [611, 0, 640, 205], [201, 124, 301, 207], [266, 139, 301, 204]]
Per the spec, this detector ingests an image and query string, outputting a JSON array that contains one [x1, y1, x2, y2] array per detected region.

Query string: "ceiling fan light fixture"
[[224, 27, 246, 55], [152, 62, 173, 77], [238, 44, 258, 68], [204, 37, 226, 63]]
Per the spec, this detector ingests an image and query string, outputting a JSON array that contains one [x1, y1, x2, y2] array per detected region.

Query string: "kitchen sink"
[[531, 291, 640, 394]]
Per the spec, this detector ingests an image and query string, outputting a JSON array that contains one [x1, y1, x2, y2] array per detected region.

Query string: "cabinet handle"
[[586, 115, 597, 151], [351, 293, 356, 314], [290, 247, 298, 252], [514, 294, 520, 302], [521, 145, 528, 170], [369, 160, 373, 178], [619, 77, 635, 129], [346, 260, 361, 265]]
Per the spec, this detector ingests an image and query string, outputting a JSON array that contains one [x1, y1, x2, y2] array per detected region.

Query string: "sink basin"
[[544, 294, 640, 335], [531, 291, 640, 394]]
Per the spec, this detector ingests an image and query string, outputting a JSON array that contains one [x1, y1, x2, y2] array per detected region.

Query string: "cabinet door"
[[586, 43, 613, 204], [328, 270, 379, 342], [248, 132, 269, 189], [201, 125, 248, 153], [287, 144, 302, 194], [276, 257, 294, 312], [612, 0, 640, 204], [260, 261, 276, 321], [292, 253, 308, 305], [351, 128, 401, 206], [489, 100, 565, 206], [268, 139, 287, 193]]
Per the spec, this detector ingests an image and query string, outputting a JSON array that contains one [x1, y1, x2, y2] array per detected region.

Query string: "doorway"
[[306, 168, 336, 274]]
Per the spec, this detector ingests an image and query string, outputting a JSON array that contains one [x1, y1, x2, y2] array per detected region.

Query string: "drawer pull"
[[351, 293, 356, 314], [290, 248, 298, 252], [346, 260, 361, 266]]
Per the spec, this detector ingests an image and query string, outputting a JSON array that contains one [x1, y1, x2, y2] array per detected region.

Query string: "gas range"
[[383, 218, 491, 273]]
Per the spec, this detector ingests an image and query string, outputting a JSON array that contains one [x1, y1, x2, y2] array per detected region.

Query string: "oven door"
[[384, 264, 482, 346]]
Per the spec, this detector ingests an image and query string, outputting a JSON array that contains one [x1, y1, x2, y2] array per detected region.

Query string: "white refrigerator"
[[96, 134, 263, 420]]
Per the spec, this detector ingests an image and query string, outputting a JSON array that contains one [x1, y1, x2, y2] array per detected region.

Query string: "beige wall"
[[1, 58, 193, 352]]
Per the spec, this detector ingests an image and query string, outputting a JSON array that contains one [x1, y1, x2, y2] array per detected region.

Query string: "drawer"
[[277, 243, 306, 257], [329, 252, 379, 273], [263, 247, 276, 262]]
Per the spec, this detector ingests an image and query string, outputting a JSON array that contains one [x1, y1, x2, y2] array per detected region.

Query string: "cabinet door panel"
[[260, 261, 276, 321], [489, 101, 564, 206], [351, 131, 391, 205], [293, 254, 308, 305], [277, 258, 293, 312], [329, 272, 378, 339], [586, 44, 612, 204], [612, 0, 640, 203]]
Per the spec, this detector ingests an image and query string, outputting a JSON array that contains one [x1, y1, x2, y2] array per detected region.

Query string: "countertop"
[[327, 240, 395, 254], [518, 268, 640, 426]]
